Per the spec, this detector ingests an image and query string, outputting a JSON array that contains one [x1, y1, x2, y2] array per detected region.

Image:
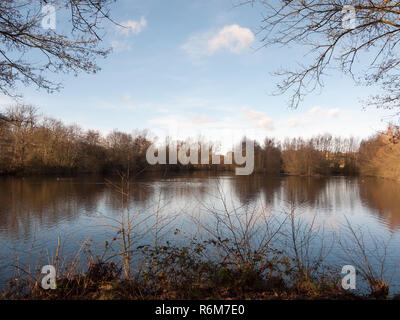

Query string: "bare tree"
[[192, 179, 286, 273], [245, 0, 400, 113], [339, 216, 393, 298], [0, 0, 116, 97]]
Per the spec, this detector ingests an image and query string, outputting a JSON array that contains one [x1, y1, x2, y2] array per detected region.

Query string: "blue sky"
[[0, 0, 395, 149]]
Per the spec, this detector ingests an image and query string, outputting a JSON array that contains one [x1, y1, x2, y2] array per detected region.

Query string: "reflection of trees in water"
[[231, 175, 354, 212], [281, 177, 365, 216], [2, 173, 400, 243], [104, 172, 210, 215], [105, 181, 155, 211], [157, 180, 208, 202], [155, 172, 210, 202], [281, 177, 328, 206], [0, 176, 106, 237], [358, 178, 400, 230], [231, 176, 380, 223], [230, 175, 341, 211], [231, 175, 281, 206]]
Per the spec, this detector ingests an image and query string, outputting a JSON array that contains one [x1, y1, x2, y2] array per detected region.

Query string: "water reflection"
[[358, 177, 400, 231], [231, 175, 281, 205], [1, 174, 400, 237], [1, 172, 400, 288], [0, 176, 106, 238]]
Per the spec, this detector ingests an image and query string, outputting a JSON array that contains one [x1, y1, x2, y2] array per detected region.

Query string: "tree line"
[[0, 105, 151, 175], [0, 105, 398, 179], [358, 125, 400, 181]]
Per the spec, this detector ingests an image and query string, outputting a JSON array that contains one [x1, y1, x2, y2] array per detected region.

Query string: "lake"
[[1, 172, 400, 293]]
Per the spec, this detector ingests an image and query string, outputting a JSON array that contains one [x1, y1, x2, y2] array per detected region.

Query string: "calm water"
[[1, 173, 400, 292]]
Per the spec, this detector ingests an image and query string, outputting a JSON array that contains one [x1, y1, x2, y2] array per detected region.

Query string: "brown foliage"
[[359, 125, 400, 180], [0, 105, 153, 175]]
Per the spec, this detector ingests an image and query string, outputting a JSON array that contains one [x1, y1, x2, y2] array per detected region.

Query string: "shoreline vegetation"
[[1, 210, 398, 300], [1, 105, 400, 300], [0, 176, 398, 301], [0, 249, 369, 300], [0, 105, 399, 181], [1, 0, 400, 303]]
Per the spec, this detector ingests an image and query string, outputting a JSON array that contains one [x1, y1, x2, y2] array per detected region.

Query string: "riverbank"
[[3, 105, 400, 180], [1, 174, 400, 300], [1, 242, 396, 301], [0, 249, 379, 300]]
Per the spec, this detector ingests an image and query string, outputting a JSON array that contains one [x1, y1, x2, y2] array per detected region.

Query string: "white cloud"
[[111, 40, 132, 53], [149, 108, 274, 133], [308, 106, 320, 115], [147, 106, 279, 154], [287, 106, 341, 128], [149, 115, 191, 131], [287, 118, 306, 128], [182, 24, 255, 57], [0, 96, 13, 108], [156, 107, 170, 114], [111, 17, 147, 53], [150, 114, 216, 129], [116, 17, 147, 36], [192, 114, 214, 124], [148, 112, 262, 153], [123, 93, 135, 106], [243, 108, 274, 130], [328, 108, 341, 118], [208, 25, 255, 54]]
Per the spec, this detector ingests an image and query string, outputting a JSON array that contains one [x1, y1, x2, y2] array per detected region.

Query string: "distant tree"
[[252, 138, 281, 174], [4, 104, 38, 168], [263, 138, 282, 174], [280, 134, 359, 176], [247, 0, 400, 114], [78, 130, 106, 172], [359, 125, 400, 180], [0, 0, 116, 97]]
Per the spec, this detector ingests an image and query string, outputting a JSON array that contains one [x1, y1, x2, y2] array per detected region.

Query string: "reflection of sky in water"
[[1, 174, 400, 294]]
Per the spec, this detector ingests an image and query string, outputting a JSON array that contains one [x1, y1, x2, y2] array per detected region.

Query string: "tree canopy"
[[247, 0, 400, 114], [0, 0, 116, 97]]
